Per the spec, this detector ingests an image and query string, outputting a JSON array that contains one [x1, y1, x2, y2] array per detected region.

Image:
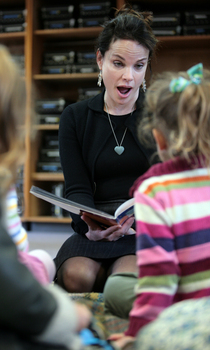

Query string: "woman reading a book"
[[54, 5, 158, 293]]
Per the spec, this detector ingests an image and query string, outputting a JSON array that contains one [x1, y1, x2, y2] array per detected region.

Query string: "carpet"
[[70, 293, 129, 338]]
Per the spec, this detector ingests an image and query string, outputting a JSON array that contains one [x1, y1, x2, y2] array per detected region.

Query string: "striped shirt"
[[6, 186, 29, 252], [125, 155, 210, 337]]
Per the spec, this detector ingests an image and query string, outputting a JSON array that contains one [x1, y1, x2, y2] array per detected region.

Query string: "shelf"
[[32, 173, 64, 181], [34, 27, 103, 40], [0, 31, 25, 44], [157, 35, 210, 50], [23, 216, 72, 223], [33, 73, 98, 81], [0, 32, 25, 39], [35, 124, 59, 130]]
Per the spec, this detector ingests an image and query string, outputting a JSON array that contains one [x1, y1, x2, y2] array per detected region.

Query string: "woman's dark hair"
[[96, 5, 158, 59]]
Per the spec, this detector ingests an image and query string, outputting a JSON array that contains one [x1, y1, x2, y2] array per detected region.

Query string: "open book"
[[30, 185, 135, 227]]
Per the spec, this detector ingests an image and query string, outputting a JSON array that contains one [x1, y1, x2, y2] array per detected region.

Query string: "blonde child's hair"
[[138, 66, 210, 166], [0, 45, 27, 194]]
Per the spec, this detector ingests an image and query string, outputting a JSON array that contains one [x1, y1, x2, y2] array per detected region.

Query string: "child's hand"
[[74, 303, 92, 331], [108, 333, 135, 349]]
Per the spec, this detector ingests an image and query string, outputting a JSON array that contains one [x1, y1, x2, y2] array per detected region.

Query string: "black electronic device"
[[42, 133, 59, 149], [12, 54, 25, 66], [51, 183, 65, 217], [184, 12, 210, 26], [39, 149, 60, 163], [152, 26, 182, 36], [72, 64, 98, 74], [0, 22, 26, 32], [51, 183, 69, 217], [11, 54, 25, 74], [39, 114, 61, 124], [41, 6, 74, 20], [16, 165, 24, 216], [77, 16, 108, 27], [36, 98, 66, 114], [79, 2, 111, 17], [43, 51, 75, 66], [41, 65, 71, 74], [0, 9, 26, 24], [77, 51, 96, 64], [37, 162, 62, 173], [43, 18, 75, 29], [183, 25, 210, 35], [78, 87, 102, 101], [152, 13, 181, 27]]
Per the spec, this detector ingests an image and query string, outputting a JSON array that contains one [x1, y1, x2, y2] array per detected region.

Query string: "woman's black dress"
[[54, 91, 156, 271]]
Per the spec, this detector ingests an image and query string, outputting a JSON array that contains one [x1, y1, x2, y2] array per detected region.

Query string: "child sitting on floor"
[[0, 43, 92, 350], [105, 63, 210, 348], [0, 44, 55, 285]]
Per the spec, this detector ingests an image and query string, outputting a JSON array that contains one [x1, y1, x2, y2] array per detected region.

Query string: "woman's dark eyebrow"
[[112, 54, 148, 62]]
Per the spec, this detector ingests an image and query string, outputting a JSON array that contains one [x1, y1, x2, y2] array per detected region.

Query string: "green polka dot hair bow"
[[169, 63, 203, 93]]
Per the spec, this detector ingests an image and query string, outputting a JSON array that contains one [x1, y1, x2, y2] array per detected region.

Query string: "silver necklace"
[[105, 101, 134, 155]]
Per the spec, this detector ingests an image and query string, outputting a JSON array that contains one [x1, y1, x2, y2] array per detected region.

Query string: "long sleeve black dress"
[[54, 89, 156, 271]]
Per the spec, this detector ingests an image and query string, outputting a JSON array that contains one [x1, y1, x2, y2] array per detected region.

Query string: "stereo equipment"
[[43, 51, 75, 65], [79, 2, 111, 17], [152, 26, 182, 36], [77, 51, 96, 64], [41, 6, 74, 20], [77, 16, 108, 27], [39, 149, 60, 163], [184, 12, 210, 26], [78, 87, 102, 101], [183, 25, 210, 35], [72, 64, 98, 73], [16, 165, 24, 216], [152, 13, 181, 27], [0, 22, 26, 32], [39, 114, 61, 124], [51, 183, 65, 217], [36, 98, 66, 114], [11, 54, 25, 74], [43, 134, 59, 149], [43, 18, 75, 29], [37, 162, 62, 172], [41, 65, 71, 74], [0, 9, 26, 24]]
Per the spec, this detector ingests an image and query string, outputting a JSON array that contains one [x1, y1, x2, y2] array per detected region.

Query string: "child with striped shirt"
[[105, 63, 210, 348], [5, 185, 55, 284]]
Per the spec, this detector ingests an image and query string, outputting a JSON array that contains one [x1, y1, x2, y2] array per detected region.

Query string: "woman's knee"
[[57, 257, 102, 293], [104, 272, 137, 319], [111, 255, 137, 274]]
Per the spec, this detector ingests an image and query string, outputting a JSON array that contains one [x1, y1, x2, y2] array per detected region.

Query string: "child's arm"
[[6, 186, 29, 252]]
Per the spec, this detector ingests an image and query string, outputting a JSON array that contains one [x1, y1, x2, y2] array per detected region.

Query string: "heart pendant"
[[114, 146, 124, 155]]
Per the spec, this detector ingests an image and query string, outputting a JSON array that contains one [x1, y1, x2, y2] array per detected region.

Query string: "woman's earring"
[[142, 78, 146, 92], [97, 70, 102, 87]]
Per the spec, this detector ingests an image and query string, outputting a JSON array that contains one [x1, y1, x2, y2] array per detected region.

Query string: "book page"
[[114, 197, 135, 226]]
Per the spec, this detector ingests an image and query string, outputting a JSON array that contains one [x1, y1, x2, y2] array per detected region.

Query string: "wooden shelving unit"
[[33, 72, 98, 80], [0, 0, 209, 226]]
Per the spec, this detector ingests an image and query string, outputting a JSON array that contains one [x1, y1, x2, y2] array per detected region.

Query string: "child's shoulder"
[[130, 163, 164, 196], [130, 157, 188, 196]]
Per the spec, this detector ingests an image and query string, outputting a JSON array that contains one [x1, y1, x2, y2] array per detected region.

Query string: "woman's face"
[[97, 39, 149, 108]]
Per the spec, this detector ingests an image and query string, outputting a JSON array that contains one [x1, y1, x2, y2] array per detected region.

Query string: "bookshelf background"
[[0, 0, 209, 228]]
